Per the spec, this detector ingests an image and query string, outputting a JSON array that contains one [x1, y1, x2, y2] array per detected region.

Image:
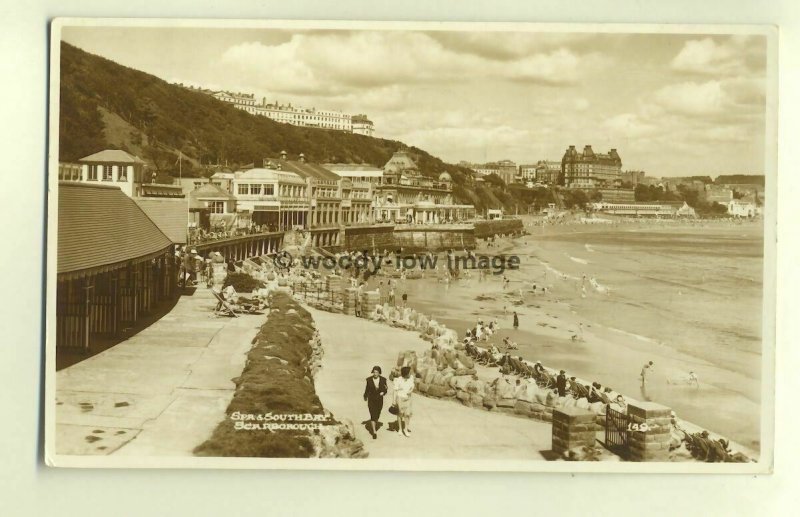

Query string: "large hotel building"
[[210, 91, 374, 137], [560, 145, 622, 188]]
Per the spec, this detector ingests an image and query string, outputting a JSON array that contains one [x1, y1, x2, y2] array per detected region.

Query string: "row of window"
[[235, 183, 306, 197], [87, 165, 129, 181]]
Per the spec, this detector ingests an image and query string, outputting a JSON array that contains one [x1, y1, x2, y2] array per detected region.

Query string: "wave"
[[589, 277, 611, 294], [539, 260, 581, 282], [585, 244, 596, 253], [568, 254, 589, 265], [606, 326, 659, 345]]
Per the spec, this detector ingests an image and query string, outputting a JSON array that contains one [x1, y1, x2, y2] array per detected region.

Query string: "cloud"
[[397, 125, 534, 161], [573, 97, 590, 111], [426, 32, 597, 61], [219, 31, 592, 97], [670, 35, 766, 76], [603, 113, 659, 138], [653, 81, 727, 117], [651, 78, 765, 120]]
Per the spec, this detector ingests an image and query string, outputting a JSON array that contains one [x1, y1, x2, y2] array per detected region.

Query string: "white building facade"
[[209, 90, 375, 135]]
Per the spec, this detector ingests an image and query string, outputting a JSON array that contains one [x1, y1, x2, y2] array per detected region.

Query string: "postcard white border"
[[45, 17, 778, 474]]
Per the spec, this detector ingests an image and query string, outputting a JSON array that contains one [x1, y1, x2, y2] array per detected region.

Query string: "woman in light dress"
[[393, 366, 415, 437]]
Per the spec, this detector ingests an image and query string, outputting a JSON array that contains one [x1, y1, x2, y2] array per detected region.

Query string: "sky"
[[61, 26, 770, 177]]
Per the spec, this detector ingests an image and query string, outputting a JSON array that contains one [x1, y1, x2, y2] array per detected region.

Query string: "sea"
[[381, 219, 765, 452]]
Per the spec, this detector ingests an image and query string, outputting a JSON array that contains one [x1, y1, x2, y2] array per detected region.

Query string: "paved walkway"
[[55, 288, 264, 456], [310, 308, 551, 460]]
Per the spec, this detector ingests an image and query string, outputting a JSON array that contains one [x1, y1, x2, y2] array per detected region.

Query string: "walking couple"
[[363, 365, 415, 438]]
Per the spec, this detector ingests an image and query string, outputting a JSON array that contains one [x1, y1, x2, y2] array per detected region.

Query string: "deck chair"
[[212, 290, 240, 317]]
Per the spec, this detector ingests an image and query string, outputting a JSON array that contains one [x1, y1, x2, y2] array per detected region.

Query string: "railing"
[[188, 228, 281, 245], [605, 405, 630, 458], [292, 281, 343, 312]]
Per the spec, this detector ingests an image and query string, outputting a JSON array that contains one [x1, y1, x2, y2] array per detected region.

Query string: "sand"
[[361, 216, 764, 453]]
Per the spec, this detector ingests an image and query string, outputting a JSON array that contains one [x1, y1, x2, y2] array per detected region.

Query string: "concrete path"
[[55, 288, 264, 456], [310, 308, 552, 460]]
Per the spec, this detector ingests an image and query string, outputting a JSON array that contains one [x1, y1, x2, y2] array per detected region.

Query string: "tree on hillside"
[[562, 189, 589, 208], [483, 173, 506, 189]]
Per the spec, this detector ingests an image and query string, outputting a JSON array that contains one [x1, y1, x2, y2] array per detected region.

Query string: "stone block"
[[514, 400, 534, 415], [553, 407, 595, 424], [627, 401, 672, 420], [496, 398, 517, 409], [469, 393, 484, 408]]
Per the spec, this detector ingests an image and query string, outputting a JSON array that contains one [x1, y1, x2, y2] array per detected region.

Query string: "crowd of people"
[[187, 223, 278, 245]]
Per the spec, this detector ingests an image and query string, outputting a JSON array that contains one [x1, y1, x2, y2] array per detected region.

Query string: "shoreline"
[[357, 218, 763, 452]]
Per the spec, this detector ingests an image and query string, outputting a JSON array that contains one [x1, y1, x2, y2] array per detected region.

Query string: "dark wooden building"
[[55, 182, 178, 351]]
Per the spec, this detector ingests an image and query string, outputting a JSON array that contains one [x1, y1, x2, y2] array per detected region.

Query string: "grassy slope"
[[59, 41, 526, 211]]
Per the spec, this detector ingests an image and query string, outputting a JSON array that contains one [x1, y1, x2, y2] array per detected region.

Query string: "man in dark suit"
[[363, 366, 388, 439], [556, 370, 568, 397]]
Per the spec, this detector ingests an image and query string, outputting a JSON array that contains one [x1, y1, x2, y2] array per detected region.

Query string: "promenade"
[[54, 288, 263, 456], [310, 308, 552, 459]]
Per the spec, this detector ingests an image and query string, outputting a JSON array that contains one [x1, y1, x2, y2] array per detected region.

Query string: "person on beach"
[[640, 360, 654, 400], [688, 370, 699, 388], [355, 282, 364, 317], [556, 370, 567, 397], [363, 366, 388, 439], [393, 366, 415, 437], [401, 289, 408, 308], [513, 311, 519, 330], [640, 361, 654, 386]]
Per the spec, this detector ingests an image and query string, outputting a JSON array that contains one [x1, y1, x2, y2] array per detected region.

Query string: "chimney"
[[280, 150, 287, 160], [299, 153, 306, 163]]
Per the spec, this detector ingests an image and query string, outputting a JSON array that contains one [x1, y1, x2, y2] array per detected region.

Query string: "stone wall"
[[392, 225, 476, 252], [334, 221, 518, 254], [474, 218, 524, 240], [552, 407, 601, 455], [343, 225, 396, 252]]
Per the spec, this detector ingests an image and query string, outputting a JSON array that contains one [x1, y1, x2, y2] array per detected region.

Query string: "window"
[[238, 184, 248, 195], [209, 201, 225, 214], [88, 165, 98, 181], [118, 165, 128, 181], [250, 184, 262, 195], [102, 165, 113, 181], [264, 184, 274, 196]]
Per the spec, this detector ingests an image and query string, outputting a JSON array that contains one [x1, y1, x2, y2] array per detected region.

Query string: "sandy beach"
[[361, 216, 764, 452]]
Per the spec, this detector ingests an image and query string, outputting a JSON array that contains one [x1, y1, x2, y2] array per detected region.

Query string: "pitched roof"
[[384, 150, 418, 173], [58, 183, 173, 275], [277, 159, 340, 181], [133, 198, 189, 244], [79, 149, 146, 164], [189, 182, 236, 200], [324, 163, 384, 173], [238, 168, 305, 183]]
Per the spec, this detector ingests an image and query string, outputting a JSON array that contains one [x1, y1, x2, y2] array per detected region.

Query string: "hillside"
[[58, 41, 521, 212]]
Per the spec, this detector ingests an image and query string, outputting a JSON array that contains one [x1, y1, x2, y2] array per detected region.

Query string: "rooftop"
[[58, 182, 173, 276], [79, 149, 146, 164], [277, 159, 340, 182], [237, 167, 306, 183], [189, 182, 237, 201]]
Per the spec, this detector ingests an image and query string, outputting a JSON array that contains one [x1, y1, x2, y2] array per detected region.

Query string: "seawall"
[[335, 219, 524, 253]]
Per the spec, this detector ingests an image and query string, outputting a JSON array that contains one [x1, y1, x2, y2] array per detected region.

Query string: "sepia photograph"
[[45, 19, 776, 472]]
